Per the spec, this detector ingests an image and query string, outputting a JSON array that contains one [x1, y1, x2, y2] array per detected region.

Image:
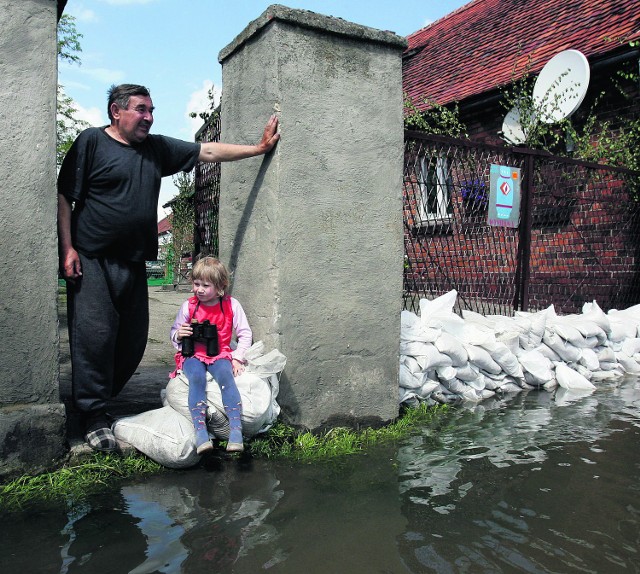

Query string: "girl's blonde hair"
[[191, 257, 229, 295]]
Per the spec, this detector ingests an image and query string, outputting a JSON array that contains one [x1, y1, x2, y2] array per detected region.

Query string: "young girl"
[[170, 257, 251, 454]]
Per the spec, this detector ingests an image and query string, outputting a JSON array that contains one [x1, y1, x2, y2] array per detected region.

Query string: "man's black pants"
[[67, 254, 149, 422]]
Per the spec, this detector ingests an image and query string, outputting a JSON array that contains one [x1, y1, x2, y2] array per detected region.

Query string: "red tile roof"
[[403, 0, 640, 111], [157, 216, 172, 235]]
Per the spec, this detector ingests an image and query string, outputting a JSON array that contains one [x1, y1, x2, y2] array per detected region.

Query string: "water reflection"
[[2, 378, 639, 573], [396, 378, 640, 572]]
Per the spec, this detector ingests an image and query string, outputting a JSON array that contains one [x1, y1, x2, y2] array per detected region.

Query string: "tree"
[[167, 172, 195, 285], [57, 14, 88, 168]]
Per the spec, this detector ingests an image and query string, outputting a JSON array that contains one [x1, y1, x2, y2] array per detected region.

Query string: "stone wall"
[[218, 5, 407, 430], [0, 0, 66, 479]]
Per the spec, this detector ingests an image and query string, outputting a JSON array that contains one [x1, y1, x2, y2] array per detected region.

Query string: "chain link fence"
[[404, 132, 640, 316], [194, 107, 222, 258]]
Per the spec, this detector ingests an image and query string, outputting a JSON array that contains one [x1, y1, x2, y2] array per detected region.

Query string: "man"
[[58, 83, 279, 451]]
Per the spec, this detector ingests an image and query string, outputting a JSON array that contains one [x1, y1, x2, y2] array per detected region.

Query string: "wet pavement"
[[59, 284, 191, 453]]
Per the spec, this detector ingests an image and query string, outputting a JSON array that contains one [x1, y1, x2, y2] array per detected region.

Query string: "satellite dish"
[[532, 49, 590, 124], [502, 106, 528, 145]]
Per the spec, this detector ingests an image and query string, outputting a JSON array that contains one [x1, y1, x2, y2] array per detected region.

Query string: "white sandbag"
[[524, 371, 546, 388], [399, 386, 419, 405], [621, 338, 640, 357], [434, 332, 468, 366], [246, 348, 287, 377], [594, 346, 616, 363], [518, 349, 554, 383], [464, 376, 486, 391], [485, 341, 524, 379], [565, 317, 607, 342], [514, 308, 549, 350], [431, 388, 459, 404], [497, 331, 520, 355], [419, 292, 467, 335], [551, 322, 588, 347], [459, 386, 483, 402], [165, 370, 280, 438], [607, 319, 637, 343], [399, 362, 422, 390], [455, 363, 480, 382], [479, 373, 500, 391], [435, 365, 457, 383], [498, 382, 523, 394], [555, 363, 596, 390], [112, 406, 200, 469], [573, 363, 593, 380], [543, 331, 582, 362], [464, 343, 503, 375], [475, 389, 496, 401], [581, 301, 611, 333], [614, 352, 640, 374], [244, 340, 266, 360], [419, 378, 440, 398], [400, 340, 439, 358], [409, 342, 453, 370], [401, 310, 441, 343], [543, 379, 558, 391], [599, 360, 621, 372], [401, 355, 422, 375], [590, 369, 623, 381], [578, 347, 600, 371], [534, 343, 562, 362]]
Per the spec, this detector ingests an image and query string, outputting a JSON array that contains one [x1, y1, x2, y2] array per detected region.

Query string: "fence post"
[[515, 153, 535, 311], [0, 1, 66, 479], [217, 5, 407, 430]]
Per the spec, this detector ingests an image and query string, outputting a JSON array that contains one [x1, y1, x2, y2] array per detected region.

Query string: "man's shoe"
[[84, 424, 118, 452]]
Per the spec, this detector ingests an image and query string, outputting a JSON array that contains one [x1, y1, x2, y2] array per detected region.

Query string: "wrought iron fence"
[[404, 131, 640, 316], [194, 107, 222, 258]]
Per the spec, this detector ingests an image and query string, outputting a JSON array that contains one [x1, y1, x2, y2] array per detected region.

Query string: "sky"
[[59, 0, 470, 221]]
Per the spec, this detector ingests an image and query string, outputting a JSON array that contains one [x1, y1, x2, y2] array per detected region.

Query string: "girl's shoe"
[[197, 440, 214, 455], [226, 441, 244, 452]]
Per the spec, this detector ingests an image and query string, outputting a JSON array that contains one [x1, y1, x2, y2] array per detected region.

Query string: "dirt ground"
[[59, 284, 191, 446]]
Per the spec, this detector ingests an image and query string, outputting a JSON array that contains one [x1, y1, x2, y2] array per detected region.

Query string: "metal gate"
[[403, 131, 640, 316], [194, 107, 222, 258]]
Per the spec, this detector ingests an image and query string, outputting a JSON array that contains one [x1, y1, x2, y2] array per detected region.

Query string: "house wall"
[[0, 0, 66, 479], [404, 55, 640, 315], [218, 5, 407, 430]]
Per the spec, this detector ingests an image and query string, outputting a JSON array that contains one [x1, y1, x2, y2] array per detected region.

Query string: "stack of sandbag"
[[113, 342, 286, 468], [400, 291, 640, 406]]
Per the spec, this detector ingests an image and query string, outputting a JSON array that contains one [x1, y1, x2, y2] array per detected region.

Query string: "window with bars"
[[417, 154, 452, 222]]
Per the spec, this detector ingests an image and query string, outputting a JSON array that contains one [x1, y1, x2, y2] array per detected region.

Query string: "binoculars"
[[181, 319, 219, 357]]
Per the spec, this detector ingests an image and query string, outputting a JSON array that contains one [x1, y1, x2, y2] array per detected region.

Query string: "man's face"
[[112, 95, 154, 144]]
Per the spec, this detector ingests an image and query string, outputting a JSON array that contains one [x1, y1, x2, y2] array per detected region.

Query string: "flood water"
[[2, 378, 639, 573]]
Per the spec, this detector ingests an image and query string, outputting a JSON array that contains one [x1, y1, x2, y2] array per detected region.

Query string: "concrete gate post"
[[0, 0, 66, 479], [218, 5, 407, 430]]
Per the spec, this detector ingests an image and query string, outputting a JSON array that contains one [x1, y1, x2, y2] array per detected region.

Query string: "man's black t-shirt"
[[58, 127, 200, 262]]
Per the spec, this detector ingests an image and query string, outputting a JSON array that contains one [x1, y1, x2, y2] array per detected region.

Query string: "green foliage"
[[249, 403, 450, 461], [167, 172, 195, 283], [189, 85, 220, 125], [404, 95, 468, 138], [57, 14, 88, 168], [0, 452, 162, 510], [499, 43, 640, 174], [57, 14, 82, 65]]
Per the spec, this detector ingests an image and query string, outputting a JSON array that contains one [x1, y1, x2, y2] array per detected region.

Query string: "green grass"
[[147, 277, 172, 286], [0, 452, 163, 511], [249, 402, 450, 460], [0, 403, 449, 510]]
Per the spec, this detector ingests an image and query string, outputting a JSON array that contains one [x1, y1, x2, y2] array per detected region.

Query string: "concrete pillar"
[[0, 0, 66, 479], [218, 5, 407, 430]]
